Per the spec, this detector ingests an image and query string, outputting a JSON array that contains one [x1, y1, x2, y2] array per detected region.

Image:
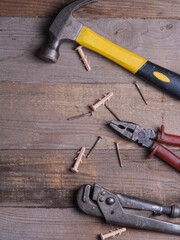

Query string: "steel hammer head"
[[39, 0, 98, 63]]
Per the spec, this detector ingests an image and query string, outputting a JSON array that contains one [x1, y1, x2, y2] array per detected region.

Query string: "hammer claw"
[[68, 0, 98, 13]]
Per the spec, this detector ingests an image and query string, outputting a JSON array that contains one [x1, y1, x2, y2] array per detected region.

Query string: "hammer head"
[[39, 0, 98, 63]]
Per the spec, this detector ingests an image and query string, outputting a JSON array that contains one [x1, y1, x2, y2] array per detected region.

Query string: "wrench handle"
[[157, 125, 180, 146], [76, 27, 180, 98], [148, 142, 180, 171]]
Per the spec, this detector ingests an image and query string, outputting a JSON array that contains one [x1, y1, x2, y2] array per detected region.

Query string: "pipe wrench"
[[77, 184, 180, 235]]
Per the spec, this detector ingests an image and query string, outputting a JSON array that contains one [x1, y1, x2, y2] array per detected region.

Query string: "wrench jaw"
[[76, 185, 103, 217]]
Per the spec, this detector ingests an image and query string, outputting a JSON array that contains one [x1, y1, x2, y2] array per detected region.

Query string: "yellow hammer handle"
[[76, 26, 147, 74]]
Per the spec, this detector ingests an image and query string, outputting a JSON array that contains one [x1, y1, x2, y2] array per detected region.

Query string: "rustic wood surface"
[[0, 149, 179, 208], [1, 0, 180, 19], [0, 82, 179, 150], [0, 208, 179, 240], [0, 0, 180, 239]]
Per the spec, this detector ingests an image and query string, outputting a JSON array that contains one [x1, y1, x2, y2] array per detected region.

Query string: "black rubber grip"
[[136, 61, 180, 99]]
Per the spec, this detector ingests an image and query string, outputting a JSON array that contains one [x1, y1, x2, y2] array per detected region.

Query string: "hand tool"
[[39, 0, 180, 98], [77, 184, 180, 235], [110, 121, 180, 171]]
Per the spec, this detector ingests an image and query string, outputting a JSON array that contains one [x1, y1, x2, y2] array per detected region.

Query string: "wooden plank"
[[0, 207, 180, 240], [0, 208, 179, 240], [0, 18, 180, 83], [1, 0, 180, 19], [0, 82, 180, 150], [0, 149, 179, 207]]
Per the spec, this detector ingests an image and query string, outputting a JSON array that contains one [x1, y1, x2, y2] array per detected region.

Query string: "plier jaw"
[[109, 120, 157, 148], [77, 184, 180, 235]]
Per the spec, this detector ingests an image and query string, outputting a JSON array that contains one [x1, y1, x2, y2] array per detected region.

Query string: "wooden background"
[[0, 0, 180, 239]]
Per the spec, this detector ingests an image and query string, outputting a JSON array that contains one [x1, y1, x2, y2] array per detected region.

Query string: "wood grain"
[[0, 149, 179, 207], [0, 208, 179, 240], [0, 18, 180, 84], [0, 82, 179, 150], [0, 12, 180, 240], [1, 0, 180, 19]]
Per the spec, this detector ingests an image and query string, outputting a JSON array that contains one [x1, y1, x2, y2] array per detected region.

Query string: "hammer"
[[39, 0, 180, 99]]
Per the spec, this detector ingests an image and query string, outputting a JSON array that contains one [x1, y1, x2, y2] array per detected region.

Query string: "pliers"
[[77, 184, 180, 235], [109, 121, 180, 171]]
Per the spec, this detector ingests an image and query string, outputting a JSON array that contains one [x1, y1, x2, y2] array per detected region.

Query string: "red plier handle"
[[148, 125, 180, 171], [157, 125, 180, 146]]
